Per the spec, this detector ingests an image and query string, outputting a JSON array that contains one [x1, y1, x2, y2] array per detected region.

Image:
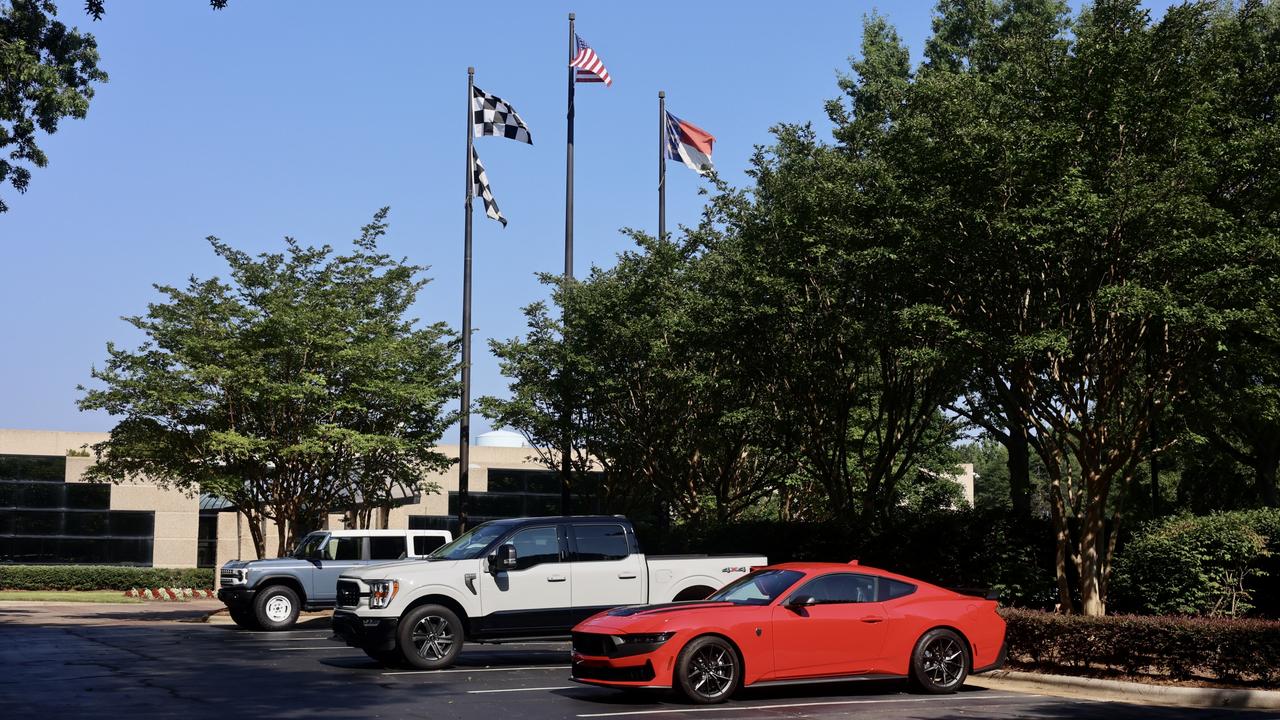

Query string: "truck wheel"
[[229, 607, 260, 630], [253, 585, 301, 631], [397, 604, 463, 670], [674, 635, 739, 704], [909, 628, 969, 694]]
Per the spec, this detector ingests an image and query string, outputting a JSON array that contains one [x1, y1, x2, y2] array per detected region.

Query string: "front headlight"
[[368, 580, 399, 609], [222, 568, 248, 585]]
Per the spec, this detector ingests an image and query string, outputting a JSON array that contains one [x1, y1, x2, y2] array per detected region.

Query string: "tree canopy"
[[78, 209, 460, 556]]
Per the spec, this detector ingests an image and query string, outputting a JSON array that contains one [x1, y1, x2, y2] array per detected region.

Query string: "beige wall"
[[0, 430, 544, 572]]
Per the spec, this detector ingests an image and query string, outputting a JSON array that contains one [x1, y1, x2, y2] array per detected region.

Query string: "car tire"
[[229, 607, 260, 630], [673, 635, 740, 704], [397, 604, 464, 670], [909, 628, 970, 694], [252, 585, 301, 631]]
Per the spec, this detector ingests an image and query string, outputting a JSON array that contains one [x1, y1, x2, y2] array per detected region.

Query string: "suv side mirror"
[[488, 543, 518, 573]]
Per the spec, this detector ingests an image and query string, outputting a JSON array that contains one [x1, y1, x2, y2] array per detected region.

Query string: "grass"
[[0, 590, 143, 603]]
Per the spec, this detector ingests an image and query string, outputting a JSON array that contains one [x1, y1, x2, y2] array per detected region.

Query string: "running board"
[[750, 673, 906, 688]]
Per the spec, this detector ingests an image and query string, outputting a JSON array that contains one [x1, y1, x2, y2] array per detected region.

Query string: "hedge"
[[1003, 608, 1280, 685], [0, 565, 214, 591]]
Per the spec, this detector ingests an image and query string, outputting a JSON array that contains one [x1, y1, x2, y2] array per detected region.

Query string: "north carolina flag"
[[665, 111, 715, 175]]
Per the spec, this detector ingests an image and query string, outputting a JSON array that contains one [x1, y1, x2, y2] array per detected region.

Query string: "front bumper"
[[217, 586, 256, 609], [332, 610, 399, 652], [571, 654, 660, 686]]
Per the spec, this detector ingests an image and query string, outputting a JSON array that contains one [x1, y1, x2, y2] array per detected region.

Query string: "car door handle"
[[859, 616, 884, 623], [547, 575, 567, 582], [617, 573, 637, 579]]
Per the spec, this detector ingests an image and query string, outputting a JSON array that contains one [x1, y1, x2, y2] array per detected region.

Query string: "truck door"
[[567, 522, 646, 621], [477, 524, 572, 636]]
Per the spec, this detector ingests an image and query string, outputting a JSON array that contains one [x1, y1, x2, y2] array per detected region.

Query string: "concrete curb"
[[968, 669, 1280, 710]]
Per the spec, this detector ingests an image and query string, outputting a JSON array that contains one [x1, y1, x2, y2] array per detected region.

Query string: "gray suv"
[[217, 529, 452, 630]]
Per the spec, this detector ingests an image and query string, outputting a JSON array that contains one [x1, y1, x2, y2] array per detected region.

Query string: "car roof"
[[767, 561, 913, 580]]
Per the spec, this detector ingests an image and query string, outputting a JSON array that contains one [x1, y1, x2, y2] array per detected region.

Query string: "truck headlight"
[[222, 568, 248, 585], [368, 580, 399, 609]]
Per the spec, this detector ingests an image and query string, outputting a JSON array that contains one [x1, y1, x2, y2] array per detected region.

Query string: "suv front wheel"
[[253, 585, 301, 631]]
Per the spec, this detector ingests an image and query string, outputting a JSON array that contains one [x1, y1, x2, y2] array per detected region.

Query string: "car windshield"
[[709, 569, 804, 605], [291, 532, 328, 559], [427, 521, 511, 560]]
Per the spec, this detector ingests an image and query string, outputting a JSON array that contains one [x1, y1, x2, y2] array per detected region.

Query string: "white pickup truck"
[[332, 515, 767, 669]]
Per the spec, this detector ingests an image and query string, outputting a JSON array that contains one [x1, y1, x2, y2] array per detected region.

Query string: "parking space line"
[[468, 686, 575, 694], [575, 693, 1032, 717], [270, 645, 354, 651], [384, 665, 570, 676]]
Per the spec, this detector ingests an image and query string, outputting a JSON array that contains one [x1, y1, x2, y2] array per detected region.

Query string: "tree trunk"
[[1078, 473, 1107, 617], [1007, 428, 1032, 518], [1258, 454, 1279, 508], [276, 516, 288, 558], [243, 509, 266, 560], [1048, 469, 1075, 613]]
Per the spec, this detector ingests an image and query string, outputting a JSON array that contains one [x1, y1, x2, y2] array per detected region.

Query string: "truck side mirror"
[[488, 543, 518, 573]]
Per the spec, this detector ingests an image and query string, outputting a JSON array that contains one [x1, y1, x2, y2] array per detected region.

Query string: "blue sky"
[[0, 0, 1173, 438]]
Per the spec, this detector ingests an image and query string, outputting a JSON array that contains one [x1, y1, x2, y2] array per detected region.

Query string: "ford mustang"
[[570, 561, 1006, 703]]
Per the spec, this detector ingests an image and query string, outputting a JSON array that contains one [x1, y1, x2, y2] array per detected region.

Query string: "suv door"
[[567, 522, 644, 621], [311, 535, 366, 604], [477, 524, 571, 636]]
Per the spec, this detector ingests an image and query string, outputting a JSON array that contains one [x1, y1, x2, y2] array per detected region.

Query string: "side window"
[[369, 536, 406, 560], [792, 573, 878, 604], [413, 535, 447, 556], [573, 524, 630, 561], [878, 578, 917, 602], [508, 526, 560, 570], [325, 536, 363, 561]]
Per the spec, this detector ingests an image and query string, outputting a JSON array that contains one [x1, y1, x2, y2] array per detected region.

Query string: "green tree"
[[830, 0, 1280, 614], [484, 233, 793, 524], [78, 210, 459, 557], [0, 0, 106, 212]]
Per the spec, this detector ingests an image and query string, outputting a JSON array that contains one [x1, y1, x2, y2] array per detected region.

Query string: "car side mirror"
[[488, 544, 517, 573], [786, 595, 819, 610]]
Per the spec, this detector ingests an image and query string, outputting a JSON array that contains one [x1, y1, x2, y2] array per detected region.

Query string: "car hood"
[[222, 557, 312, 571], [576, 601, 746, 633]]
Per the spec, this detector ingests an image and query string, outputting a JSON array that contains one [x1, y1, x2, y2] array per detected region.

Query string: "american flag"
[[570, 33, 612, 86]]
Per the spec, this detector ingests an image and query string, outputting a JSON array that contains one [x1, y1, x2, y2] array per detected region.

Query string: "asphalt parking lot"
[[0, 602, 1274, 720]]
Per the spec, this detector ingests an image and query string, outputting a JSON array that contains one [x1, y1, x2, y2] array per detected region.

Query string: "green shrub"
[[0, 565, 214, 591], [1111, 509, 1280, 617], [1003, 607, 1280, 685]]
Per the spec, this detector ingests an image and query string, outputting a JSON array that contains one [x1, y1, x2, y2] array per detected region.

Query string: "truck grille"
[[572, 632, 616, 657], [336, 580, 362, 608]]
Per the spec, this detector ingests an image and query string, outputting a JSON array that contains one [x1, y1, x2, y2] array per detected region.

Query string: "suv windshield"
[[292, 532, 328, 559], [428, 522, 510, 560], [709, 569, 804, 605]]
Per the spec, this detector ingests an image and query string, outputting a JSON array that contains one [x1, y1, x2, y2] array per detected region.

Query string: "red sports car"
[[570, 561, 1006, 704]]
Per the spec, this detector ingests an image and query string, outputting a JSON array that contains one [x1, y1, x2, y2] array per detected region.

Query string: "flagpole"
[[458, 66, 475, 534], [560, 12, 575, 516], [658, 90, 666, 242]]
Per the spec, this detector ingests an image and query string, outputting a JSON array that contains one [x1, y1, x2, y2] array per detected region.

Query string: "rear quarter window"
[[369, 536, 406, 560], [413, 535, 447, 555], [878, 578, 917, 601], [573, 524, 630, 561]]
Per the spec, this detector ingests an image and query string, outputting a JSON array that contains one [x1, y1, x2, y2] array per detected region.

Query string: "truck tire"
[[253, 585, 301, 631], [229, 607, 260, 630], [396, 604, 463, 670]]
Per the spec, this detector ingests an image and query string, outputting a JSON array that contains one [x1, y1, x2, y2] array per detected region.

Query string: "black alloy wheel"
[[674, 635, 740, 704], [910, 628, 970, 693]]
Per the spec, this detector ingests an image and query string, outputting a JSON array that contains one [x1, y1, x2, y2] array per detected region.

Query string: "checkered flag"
[[472, 86, 533, 144], [471, 146, 506, 227]]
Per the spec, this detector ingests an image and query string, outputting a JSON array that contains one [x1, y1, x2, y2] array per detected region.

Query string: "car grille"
[[573, 660, 655, 682], [572, 632, 616, 657], [336, 580, 362, 608]]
